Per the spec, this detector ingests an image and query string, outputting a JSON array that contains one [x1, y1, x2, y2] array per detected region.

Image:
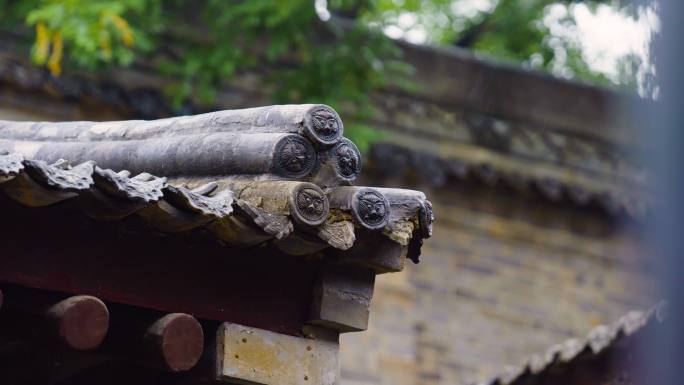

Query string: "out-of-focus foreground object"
[[641, 1, 684, 385]]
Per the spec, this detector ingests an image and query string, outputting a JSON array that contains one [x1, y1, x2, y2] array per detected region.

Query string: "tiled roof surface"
[[369, 143, 649, 217], [0, 107, 432, 262], [475, 302, 667, 385]]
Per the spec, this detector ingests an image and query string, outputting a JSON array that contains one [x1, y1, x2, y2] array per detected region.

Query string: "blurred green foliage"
[[0, 0, 649, 149]]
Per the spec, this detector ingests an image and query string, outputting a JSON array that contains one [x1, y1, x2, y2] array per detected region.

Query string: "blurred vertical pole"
[[640, 0, 684, 384]]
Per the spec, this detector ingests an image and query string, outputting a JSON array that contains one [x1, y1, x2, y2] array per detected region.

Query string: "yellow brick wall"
[[340, 184, 656, 385]]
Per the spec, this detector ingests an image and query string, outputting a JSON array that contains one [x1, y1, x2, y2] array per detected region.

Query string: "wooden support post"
[[143, 313, 205, 373], [0, 286, 109, 351], [105, 309, 204, 373], [0, 295, 204, 382], [46, 295, 110, 351]]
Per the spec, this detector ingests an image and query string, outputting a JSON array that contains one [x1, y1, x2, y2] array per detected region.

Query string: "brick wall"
[[340, 181, 657, 385]]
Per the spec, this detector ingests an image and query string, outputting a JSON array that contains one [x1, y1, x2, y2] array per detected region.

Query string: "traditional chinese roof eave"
[[0, 108, 432, 265], [474, 302, 667, 385]]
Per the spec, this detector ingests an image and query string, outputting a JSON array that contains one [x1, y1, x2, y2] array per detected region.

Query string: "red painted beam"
[[0, 195, 319, 336]]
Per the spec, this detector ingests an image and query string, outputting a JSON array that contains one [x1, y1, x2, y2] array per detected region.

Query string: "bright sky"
[[571, 4, 657, 74], [544, 3, 658, 89]]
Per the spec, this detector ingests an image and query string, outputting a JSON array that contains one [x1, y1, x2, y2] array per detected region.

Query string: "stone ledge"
[[216, 323, 340, 385]]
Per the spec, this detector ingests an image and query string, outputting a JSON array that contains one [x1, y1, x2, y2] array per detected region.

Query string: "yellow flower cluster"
[[109, 13, 134, 47], [99, 12, 134, 60], [33, 12, 134, 76], [34, 22, 63, 76]]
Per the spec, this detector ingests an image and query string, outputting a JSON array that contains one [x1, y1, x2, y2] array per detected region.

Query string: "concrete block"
[[216, 323, 340, 385]]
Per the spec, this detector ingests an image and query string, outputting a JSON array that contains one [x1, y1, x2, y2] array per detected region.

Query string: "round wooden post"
[[143, 313, 204, 372], [45, 295, 110, 351], [0, 287, 110, 351]]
